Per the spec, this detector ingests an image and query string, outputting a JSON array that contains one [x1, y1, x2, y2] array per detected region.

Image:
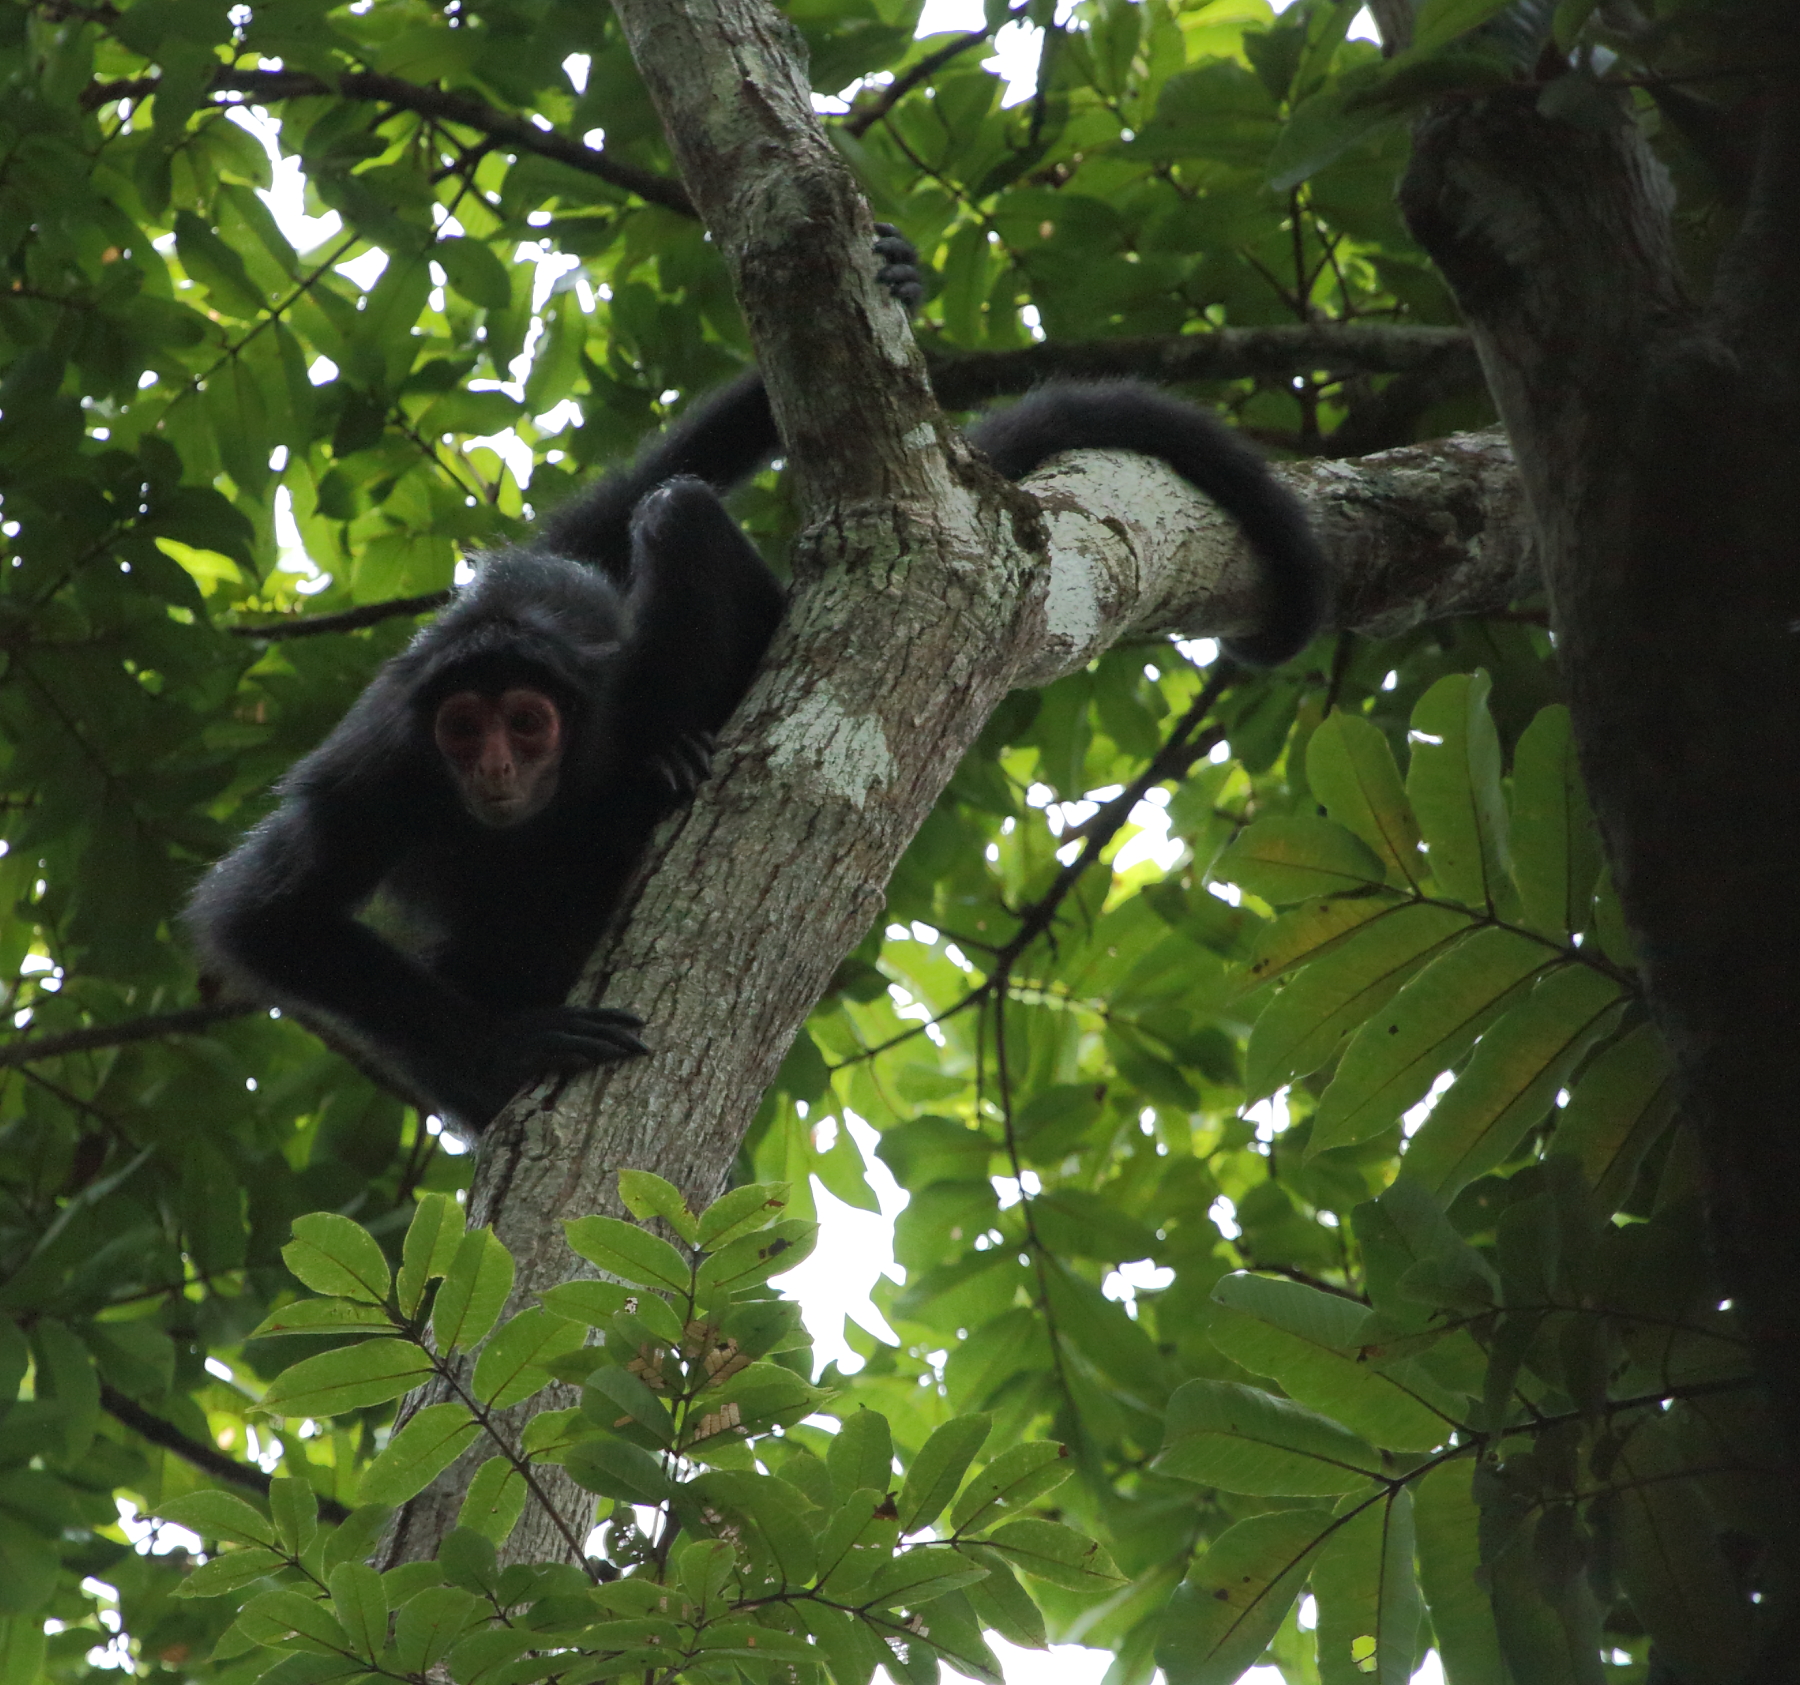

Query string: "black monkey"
[[188, 232, 1327, 1136]]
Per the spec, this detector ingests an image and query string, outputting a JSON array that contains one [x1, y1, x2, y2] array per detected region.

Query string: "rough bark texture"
[[376, 0, 1540, 1573], [1399, 51, 1800, 1655]]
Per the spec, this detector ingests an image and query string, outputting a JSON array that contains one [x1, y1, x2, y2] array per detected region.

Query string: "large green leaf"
[[1153, 1379, 1380, 1495], [1156, 1510, 1333, 1685], [1310, 926, 1550, 1152]]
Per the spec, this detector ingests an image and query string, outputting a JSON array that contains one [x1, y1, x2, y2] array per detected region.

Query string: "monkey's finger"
[[540, 1029, 650, 1065], [677, 737, 713, 784], [580, 1006, 646, 1029]]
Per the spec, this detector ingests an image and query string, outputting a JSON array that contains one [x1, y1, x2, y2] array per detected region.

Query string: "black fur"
[[189, 237, 1327, 1135], [968, 380, 1330, 666]]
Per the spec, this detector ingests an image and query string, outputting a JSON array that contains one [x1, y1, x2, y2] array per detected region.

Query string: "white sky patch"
[[781, 1113, 906, 1374], [227, 105, 343, 251], [1403, 1069, 1457, 1137]]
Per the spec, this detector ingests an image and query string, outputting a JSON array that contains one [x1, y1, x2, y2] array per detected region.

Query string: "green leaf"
[[432, 1229, 516, 1354], [471, 1308, 586, 1408], [561, 1434, 675, 1504], [260, 1339, 435, 1419], [269, 1475, 318, 1561], [898, 1413, 992, 1534], [617, 1170, 700, 1244], [172, 1546, 287, 1597], [865, 1547, 991, 1608], [1208, 1274, 1461, 1451], [1153, 1379, 1380, 1495], [1612, 1416, 1752, 1682], [583, 1365, 676, 1445], [358, 1402, 480, 1505], [1552, 0, 1601, 48], [697, 1181, 793, 1248], [393, 1585, 485, 1675], [1406, 672, 1512, 911], [446, 1624, 532, 1685], [282, 1213, 392, 1306], [815, 1487, 900, 1598], [983, 1518, 1122, 1590], [399, 1194, 466, 1318], [324, 1505, 396, 1573], [1242, 893, 1400, 990], [434, 237, 513, 311], [1310, 1488, 1421, 1685], [948, 1441, 1073, 1533], [1268, 69, 1404, 191], [537, 1280, 634, 1327], [829, 1407, 895, 1498], [1245, 902, 1473, 1098], [962, 1546, 1048, 1648], [250, 1298, 399, 1339], [458, 1456, 528, 1545], [327, 1561, 387, 1660], [1156, 1510, 1332, 1685], [236, 1587, 353, 1652], [1552, 1022, 1676, 1212], [563, 1215, 692, 1294], [1413, 1460, 1507, 1685], [1509, 705, 1601, 941], [1307, 711, 1424, 889], [1412, 0, 1516, 53], [1310, 926, 1550, 1153], [677, 1538, 736, 1615], [1403, 963, 1625, 1199], [157, 1490, 277, 1548], [690, 1468, 817, 1586], [695, 1219, 817, 1294], [1213, 816, 1387, 904]]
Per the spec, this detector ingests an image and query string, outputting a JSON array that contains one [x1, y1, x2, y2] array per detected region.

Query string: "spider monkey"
[[187, 228, 1329, 1136]]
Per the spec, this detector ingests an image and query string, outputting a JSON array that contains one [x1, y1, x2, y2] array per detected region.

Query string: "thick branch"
[[0, 1003, 251, 1069], [926, 325, 1477, 408], [227, 590, 450, 640], [100, 1383, 351, 1522], [83, 69, 695, 216]]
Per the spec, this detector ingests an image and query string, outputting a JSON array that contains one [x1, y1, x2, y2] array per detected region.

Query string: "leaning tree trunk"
[[379, 0, 1542, 1571], [1397, 33, 1800, 1628]]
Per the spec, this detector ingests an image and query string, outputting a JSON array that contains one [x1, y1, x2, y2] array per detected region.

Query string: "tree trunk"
[[1398, 47, 1800, 1646], [381, 0, 1542, 1572]]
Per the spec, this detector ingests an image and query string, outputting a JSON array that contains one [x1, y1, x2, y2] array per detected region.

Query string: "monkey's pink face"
[[434, 687, 564, 827]]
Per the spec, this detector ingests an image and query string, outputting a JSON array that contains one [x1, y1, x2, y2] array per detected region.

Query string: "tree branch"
[[841, 8, 1028, 139], [227, 589, 452, 640], [82, 68, 696, 216], [925, 324, 1477, 409], [100, 1383, 351, 1523], [0, 1004, 251, 1070]]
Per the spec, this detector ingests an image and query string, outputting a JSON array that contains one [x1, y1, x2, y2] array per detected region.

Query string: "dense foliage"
[[0, 0, 1776, 1682]]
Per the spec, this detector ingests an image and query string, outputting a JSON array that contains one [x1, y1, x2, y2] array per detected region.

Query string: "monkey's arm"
[[969, 381, 1332, 666], [538, 227, 924, 579], [187, 759, 644, 1130], [609, 476, 787, 794]]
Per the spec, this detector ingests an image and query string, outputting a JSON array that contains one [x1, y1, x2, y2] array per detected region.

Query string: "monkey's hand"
[[873, 223, 925, 314], [648, 729, 717, 800], [478, 1003, 649, 1108]]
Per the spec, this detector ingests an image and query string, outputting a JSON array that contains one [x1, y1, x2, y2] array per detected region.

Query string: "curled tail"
[[967, 380, 1331, 666]]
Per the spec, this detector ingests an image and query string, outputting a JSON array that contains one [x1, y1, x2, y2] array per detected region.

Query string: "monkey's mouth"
[[468, 790, 532, 826]]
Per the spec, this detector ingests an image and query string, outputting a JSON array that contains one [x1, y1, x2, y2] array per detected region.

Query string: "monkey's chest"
[[376, 815, 647, 1006]]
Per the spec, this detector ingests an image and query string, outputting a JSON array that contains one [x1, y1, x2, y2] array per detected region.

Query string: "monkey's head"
[[433, 683, 564, 828]]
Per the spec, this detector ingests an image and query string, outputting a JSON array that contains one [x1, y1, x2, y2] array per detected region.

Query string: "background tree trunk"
[[1398, 43, 1800, 1640]]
